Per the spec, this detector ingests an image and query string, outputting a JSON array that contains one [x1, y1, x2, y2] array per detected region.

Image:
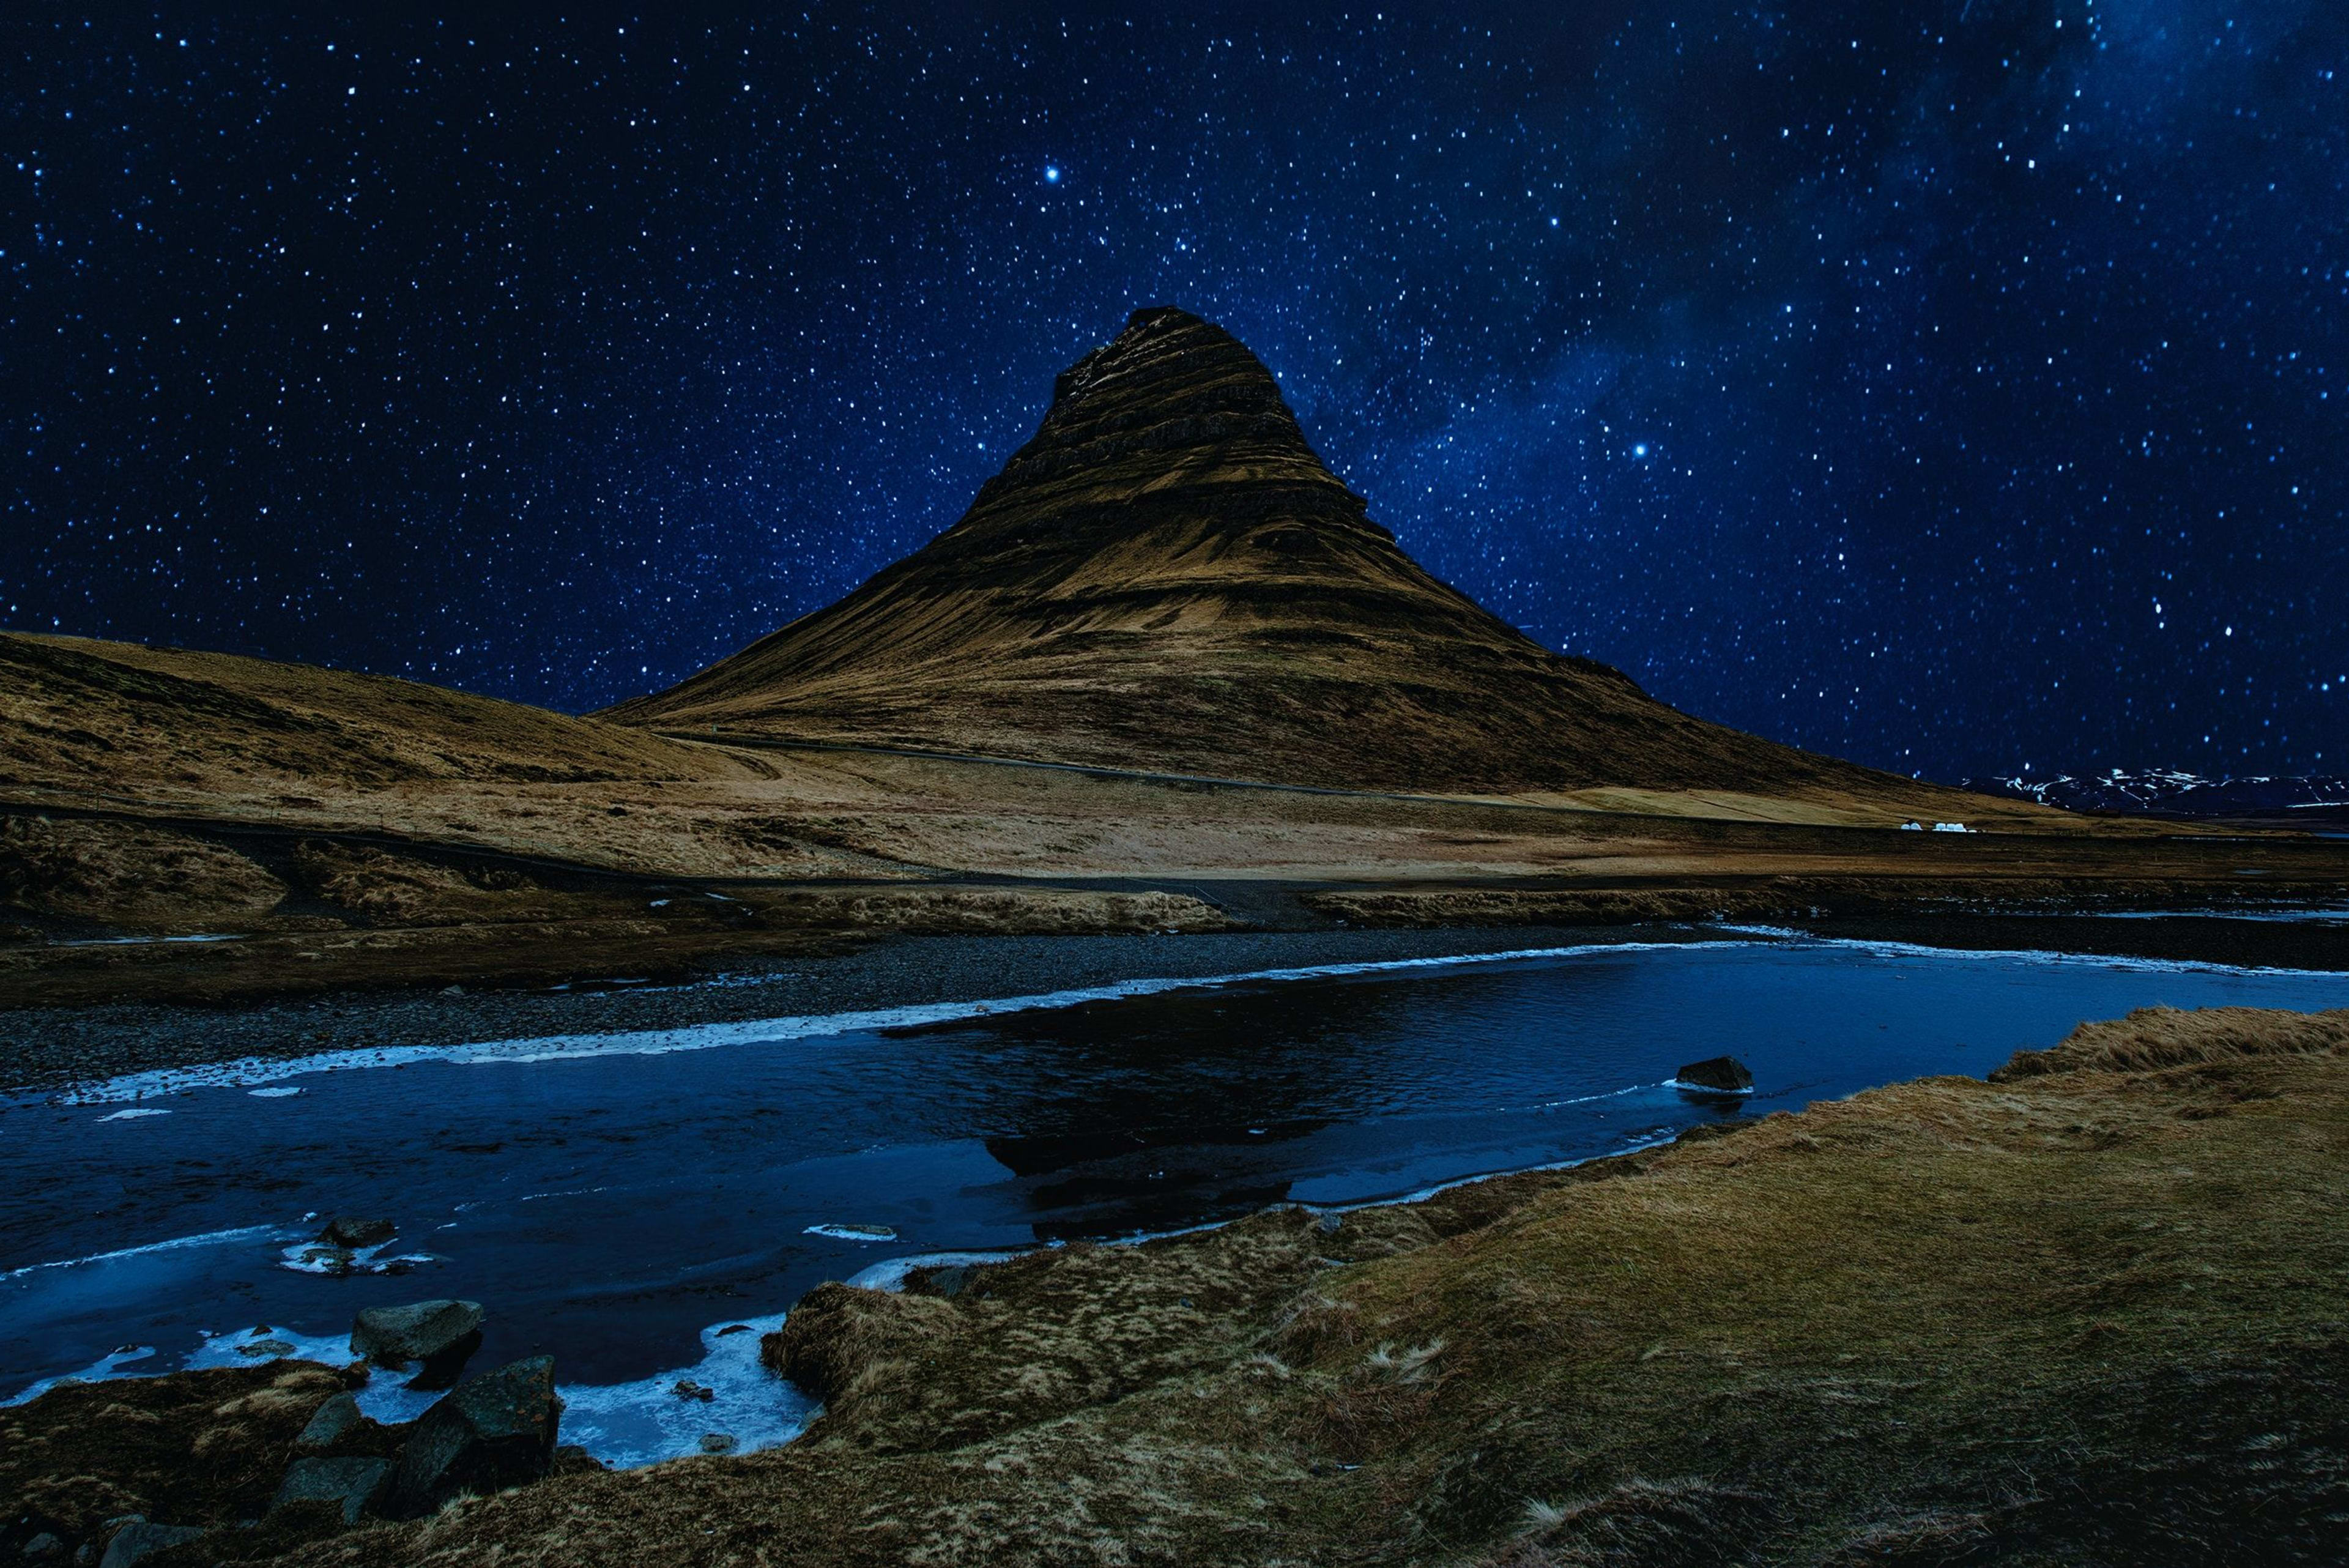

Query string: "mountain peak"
[[1052, 306, 1257, 402], [967, 305, 1359, 537], [1050, 306, 1255, 404], [607, 310, 1912, 802]]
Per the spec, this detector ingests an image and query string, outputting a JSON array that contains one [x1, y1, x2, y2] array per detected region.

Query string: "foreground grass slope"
[[17, 1005, 2340, 1566]]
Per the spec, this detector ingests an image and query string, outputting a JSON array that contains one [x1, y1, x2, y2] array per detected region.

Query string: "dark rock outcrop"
[[270, 1457, 389, 1526], [1675, 1056, 1754, 1093], [97, 1522, 204, 1568], [908, 1263, 981, 1299], [292, 1392, 363, 1452], [377, 1358, 560, 1520], [550, 1444, 607, 1476]]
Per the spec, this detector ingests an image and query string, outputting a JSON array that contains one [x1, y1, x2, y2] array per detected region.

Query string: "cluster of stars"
[[2, 6, 2341, 778]]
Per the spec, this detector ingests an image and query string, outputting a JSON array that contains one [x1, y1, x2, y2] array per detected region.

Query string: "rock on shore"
[[377, 1358, 560, 1520]]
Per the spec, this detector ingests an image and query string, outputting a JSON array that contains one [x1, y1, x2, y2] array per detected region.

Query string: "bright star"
[[1044, 165, 1061, 184], [1632, 442, 1649, 458]]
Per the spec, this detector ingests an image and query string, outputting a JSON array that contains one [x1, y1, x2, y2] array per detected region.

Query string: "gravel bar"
[[0, 925, 1671, 1098]]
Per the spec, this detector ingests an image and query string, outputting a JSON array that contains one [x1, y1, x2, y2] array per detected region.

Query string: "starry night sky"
[[5, 4, 2343, 781]]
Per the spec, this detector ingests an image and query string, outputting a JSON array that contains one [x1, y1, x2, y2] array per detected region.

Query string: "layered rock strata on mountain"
[[610, 307, 1920, 798]]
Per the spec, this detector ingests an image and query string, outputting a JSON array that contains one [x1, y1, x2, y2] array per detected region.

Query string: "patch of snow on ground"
[[180, 1328, 443, 1424]]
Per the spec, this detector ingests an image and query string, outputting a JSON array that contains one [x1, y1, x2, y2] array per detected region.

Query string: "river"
[[7, 929, 2348, 1465]]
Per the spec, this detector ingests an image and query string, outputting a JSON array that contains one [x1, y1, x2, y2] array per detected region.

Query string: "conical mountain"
[[610, 307, 1909, 801]]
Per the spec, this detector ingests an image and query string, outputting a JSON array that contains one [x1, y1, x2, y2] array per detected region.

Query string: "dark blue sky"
[[4, 3, 2343, 780]]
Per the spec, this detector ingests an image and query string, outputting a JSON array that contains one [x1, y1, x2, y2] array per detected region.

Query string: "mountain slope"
[[0, 630, 730, 793], [609, 307, 1934, 801]]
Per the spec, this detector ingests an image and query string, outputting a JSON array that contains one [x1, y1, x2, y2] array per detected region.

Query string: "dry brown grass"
[[284, 842, 604, 928], [0, 816, 290, 931], [0, 1363, 357, 1545], [1488, 1479, 1773, 1568], [1991, 1003, 2349, 1079], [7, 626, 2347, 1014], [0, 631, 727, 792]]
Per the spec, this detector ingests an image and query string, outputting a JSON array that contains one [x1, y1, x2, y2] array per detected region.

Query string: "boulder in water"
[[377, 1356, 560, 1520], [350, 1299, 483, 1370], [319, 1216, 396, 1249], [1675, 1056, 1754, 1093]]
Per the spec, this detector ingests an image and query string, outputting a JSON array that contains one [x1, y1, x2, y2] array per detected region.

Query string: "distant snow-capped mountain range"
[[1964, 770, 2349, 817]]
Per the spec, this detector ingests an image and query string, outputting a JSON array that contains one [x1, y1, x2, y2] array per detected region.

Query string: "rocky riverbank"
[[0, 925, 1664, 1096], [7, 1003, 2345, 1565], [1, 1321, 593, 1565]]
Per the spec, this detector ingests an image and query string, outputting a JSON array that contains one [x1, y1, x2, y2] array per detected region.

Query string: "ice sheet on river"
[[53, 932, 2348, 1107], [53, 940, 1746, 1104]]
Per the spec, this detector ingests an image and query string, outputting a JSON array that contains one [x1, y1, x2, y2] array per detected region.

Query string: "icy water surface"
[[6, 932, 2349, 1464]]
